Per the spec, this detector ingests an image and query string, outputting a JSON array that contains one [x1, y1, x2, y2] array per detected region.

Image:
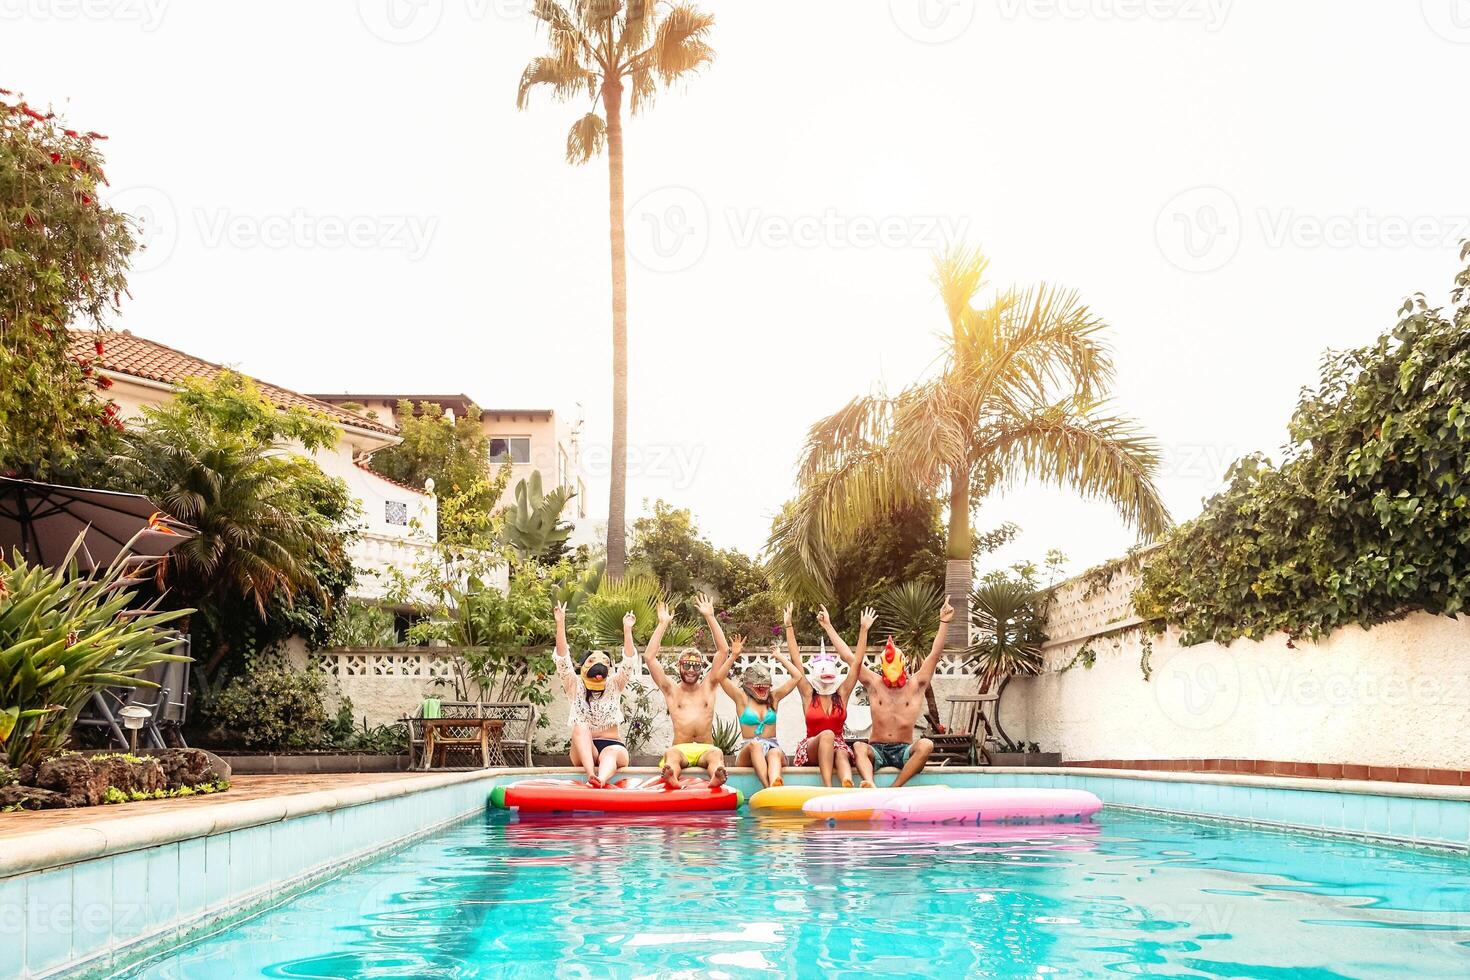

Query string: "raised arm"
[[817, 605, 858, 667], [551, 602, 577, 696], [841, 605, 878, 697], [854, 606, 875, 661], [915, 596, 955, 684], [774, 604, 810, 698], [710, 631, 742, 685], [642, 602, 675, 693], [694, 591, 729, 659], [612, 610, 639, 693]]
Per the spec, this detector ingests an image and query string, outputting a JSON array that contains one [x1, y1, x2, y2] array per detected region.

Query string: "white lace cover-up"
[[553, 651, 636, 730]]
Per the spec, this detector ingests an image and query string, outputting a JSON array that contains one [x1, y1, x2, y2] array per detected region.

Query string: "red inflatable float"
[[489, 775, 743, 814]]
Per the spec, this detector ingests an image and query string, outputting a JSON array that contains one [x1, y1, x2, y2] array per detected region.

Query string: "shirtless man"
[[822, 596, 953, 788], [643, 592, 737, 788]]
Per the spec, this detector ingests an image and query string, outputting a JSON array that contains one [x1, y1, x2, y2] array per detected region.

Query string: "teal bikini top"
[[739, 704, 778, 736]]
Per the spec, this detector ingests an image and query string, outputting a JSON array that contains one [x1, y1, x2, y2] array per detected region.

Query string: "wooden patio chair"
[[927, 694, 999, 766], [405, 700, 535, 770]]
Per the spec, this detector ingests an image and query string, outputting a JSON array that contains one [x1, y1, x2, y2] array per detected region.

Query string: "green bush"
[[210, 663, 329, 750], [1135, 248, 1470, 644]]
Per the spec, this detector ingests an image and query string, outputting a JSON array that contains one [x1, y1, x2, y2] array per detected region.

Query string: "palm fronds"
[[876, 579, 943, 656], [966, 578, 1045, 689]]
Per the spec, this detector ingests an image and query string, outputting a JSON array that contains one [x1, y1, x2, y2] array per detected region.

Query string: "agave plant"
[[501, 471, 575, 561], [577, 573, 698, 649], [1, 540, 191, 769], [711, 717, 741, 756]]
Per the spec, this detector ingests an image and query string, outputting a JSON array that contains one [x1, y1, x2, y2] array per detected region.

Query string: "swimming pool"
[[118, 807, 1469, 977]]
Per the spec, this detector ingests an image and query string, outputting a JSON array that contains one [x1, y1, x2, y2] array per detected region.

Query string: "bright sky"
[[8, 1, 1468, 578]]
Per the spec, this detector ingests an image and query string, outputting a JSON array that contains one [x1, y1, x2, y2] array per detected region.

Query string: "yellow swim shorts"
[[671, 742, 717, 766]]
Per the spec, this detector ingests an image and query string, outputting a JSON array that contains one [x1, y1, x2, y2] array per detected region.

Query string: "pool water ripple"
[[119, 810, 1469, 978]]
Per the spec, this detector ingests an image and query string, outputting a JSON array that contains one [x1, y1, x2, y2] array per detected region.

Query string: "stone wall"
[[1003, 562, 1470, 773]]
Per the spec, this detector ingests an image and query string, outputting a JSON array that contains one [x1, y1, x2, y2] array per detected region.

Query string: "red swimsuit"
[[793, 693, 855, 765]]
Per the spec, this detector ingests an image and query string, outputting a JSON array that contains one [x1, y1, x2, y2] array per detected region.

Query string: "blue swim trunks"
[[867, 741, 914, 769]]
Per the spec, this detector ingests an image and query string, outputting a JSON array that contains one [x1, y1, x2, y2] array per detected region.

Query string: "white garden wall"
[[316, 648, 983, 756], [1003, 566, 1470, 773]]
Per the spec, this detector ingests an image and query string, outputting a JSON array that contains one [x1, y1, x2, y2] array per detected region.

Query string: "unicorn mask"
[[808, 640, 846, 696], [880, 638, 908, 688]]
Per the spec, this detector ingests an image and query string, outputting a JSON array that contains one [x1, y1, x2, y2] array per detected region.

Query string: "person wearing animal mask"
[[643, 593, 739, 787], [824, 596, 954, 788], [718, 634, 800, 788], [770, 603, 872, 788], [552, 601, 641, 788]]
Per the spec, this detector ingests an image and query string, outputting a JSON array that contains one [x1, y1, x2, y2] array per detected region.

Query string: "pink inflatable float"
[[803, 786, 1102, 823]]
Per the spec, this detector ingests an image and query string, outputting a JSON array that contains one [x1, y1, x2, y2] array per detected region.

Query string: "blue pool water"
[[122, 809, 1469, 978]]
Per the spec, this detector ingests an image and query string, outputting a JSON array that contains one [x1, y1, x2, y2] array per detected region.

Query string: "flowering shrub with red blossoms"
[[1, 88, 136, 477]]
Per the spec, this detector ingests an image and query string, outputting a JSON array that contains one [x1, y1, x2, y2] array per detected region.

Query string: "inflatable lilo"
[[803, 787, 1102, 823], [490, 775, 743, 814], [748, 784, 947, 811]]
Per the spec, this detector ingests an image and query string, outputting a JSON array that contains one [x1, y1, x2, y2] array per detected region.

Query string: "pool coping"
[[3, 764, 1466, 880]]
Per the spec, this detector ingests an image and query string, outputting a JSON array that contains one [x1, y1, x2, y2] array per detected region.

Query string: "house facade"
[[69, 330, 438, 602], [306, 393, 603, 548]]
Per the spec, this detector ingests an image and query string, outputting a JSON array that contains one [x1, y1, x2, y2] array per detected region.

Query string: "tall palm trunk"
[[603, 80, 628, 578], [944, 464, 972, 649]]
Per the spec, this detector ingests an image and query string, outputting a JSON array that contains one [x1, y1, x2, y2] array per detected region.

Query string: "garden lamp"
[[119, 705, 152, 752]]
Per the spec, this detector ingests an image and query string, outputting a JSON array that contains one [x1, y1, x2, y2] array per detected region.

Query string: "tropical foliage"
[[105, 373, 357, 689], [1135, 248, 1470, 645], [516, 0, 716, 576], [502, 470, 576, 563], [630, 500, 769, 611], [572, 572, 699, 651], [967, 574, 1046, 689], [366, 400, 497, 523], [769, 245, 1169, 629], [1, 92, 134, 478], [326, 600, 399, 648], [0, 541, 190, 768], [210, 661, 331, 751]]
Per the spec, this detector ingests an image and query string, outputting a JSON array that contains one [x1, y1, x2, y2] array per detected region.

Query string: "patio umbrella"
[[0, 477, 195, 572]]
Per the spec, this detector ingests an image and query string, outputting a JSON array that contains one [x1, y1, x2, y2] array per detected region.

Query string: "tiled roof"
[[354, 459, 430, 496], [70, 330, 398, 437]]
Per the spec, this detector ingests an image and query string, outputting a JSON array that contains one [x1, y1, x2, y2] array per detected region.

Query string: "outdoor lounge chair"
[[927, 693, 998, 766], [75, 634, 192, 749], [404, 700, 535, 769]]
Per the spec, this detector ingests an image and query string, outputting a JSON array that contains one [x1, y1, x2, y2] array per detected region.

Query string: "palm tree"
[[768, 245, 1171, 640], [516, 0, 715, 577]]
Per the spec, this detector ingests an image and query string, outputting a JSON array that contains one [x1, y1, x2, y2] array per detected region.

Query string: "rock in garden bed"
[[0, 749, 230, 811]]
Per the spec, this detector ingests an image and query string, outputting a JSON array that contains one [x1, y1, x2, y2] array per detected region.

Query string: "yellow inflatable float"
[[748, 784, 947, 811]]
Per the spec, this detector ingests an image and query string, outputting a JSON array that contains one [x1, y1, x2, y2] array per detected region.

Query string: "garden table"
[[421, 717, 504, 769]]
